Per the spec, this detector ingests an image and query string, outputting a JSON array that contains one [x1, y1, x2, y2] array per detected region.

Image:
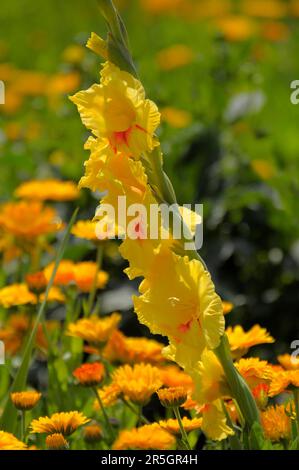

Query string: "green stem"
[[293, 389, 299, 448], [21, 410, 26, 443], [121, 397, 149, 425], [92, 386, 115, 442], [87, 244, 103, 315], [173, 407, 191, 450], [221, 400, 243, 450]]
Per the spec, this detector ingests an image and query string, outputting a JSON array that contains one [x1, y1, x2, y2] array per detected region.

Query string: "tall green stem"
[[87, 244, 103, 315], [173, 407, 191, 450], [92, 386, 115, 442]]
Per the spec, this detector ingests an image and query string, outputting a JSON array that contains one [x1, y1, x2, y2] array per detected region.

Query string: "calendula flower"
[[261, 405, 291, 441], [0, 201, 62, 239], [73, 362, 105, 387], [39, 286, 66, 303], [112, 423, 175, 450], [241, 0, 287, 19], [95, 383, 121, 408], [161, 107, 192, 128], [159, 365, 194, 390], [83, 423, 102, 444], [71, 220, 99, 242], [226, 324, 274, 358], [0, 430, 27, 450], [156, 45, 194, 71], [134, 248, 224, 368], [222, 301, 234, 314], [67, 313, 121, 345], [11, 391, 41, 411], [159, 417, 202, 435], [278, 354, 299, 370], [14, 179, 79, 201], [43, 260, 75, 286], [25, 272, 47, 293], [73, 262, 109, 292], [70, 61, 160, 158], [112, 363, 162, 405], [45, 433, 68, 450], [251, 160, 276, 180], [62, 44, 85, 64], [30, 411, 90, 436], [252, 383, 269, 410], [215, 15, 257, 41], [157, 387, 187, 408], [0, 284, 36, 307], [235, 358, 274, 389], [269, 370, 299, 397], [103, 330, 164, 364]]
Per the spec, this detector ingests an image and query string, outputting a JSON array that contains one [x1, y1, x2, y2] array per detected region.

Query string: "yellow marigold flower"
[[0, 201, 62, 239], [200, 400, 234, 441], [251, 159, 276, 180], [241, 0, 287, 19], [269, 370, 299, 397], [235, 357, 274, 389], [62, 44, 85, 64], [261, 405, 291, 441], [112, 423, 175, 450], [73, 262, 109, 292], [67, 313, 121, 345], [222, 301, 234, 315], [156, 45, 194, 71], [157, 387, 187, 408], [0, 430, 27, 450], [45, 433, 68, 450], [158, 365, 194, 390], [215, 15, 257, 41], [39, 286, 66, 303], [226, 324, 274, 358], [14, 179, 79, 201], [134, 248, 224, 367], [11, 391, 41, 411], [95, 383, 121, 408], [159, 417, 202, 435], [73, 362, 105, 387], [278, 354, 299, 370], [71, 220, 99, 242], [161, 107, 192, 128], [0, 284, 37, 308], [43, 260, 75, 286], [103, 330, 164, 364], [83, 423, 102, 443], [70, 61, 160, 158], [112, 363, 162, 405], [30, 411, 90, 436]]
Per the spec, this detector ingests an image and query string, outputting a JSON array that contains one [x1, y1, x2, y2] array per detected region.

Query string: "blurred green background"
[[1, 0, 299, 357]]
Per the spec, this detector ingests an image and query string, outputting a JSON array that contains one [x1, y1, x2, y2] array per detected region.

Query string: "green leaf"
[[0, 208, 78, 433]]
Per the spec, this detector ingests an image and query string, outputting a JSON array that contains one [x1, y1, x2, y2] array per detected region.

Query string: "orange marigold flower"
[[252, 383, 269, 410], [0, 430, 27, 450], [261, 405, 291, 441], [0, 284, 37, 307], [0, 201, 62, 239], [73, 262, 109, 292], [235, 357, 274, 389], [67, 313, 121, 345], [11, 391, 41, 411], [157, 387, 187, 408], [43, 260, 75, 286], [156, 45, 194, 71], [112, 363, 162, 405], [226, 324, 274, 358], [159, 365, 194, 390], [83, 423, 102, 443], [278, 354, 299, 370], [112, 423, 175, 450], [45, 433, 68, 450], [269, 370, 299, 397], [25, 272, 47, 293], [73, 362, 105, 387], [215, 15, 257, 41], [95, 383, 121, 408], [222, 301, 234, 315], [15, 179, 79, 201], [159, 417, 202, 435], [30, 411, 90, 436], [104, 330, 164, 364]]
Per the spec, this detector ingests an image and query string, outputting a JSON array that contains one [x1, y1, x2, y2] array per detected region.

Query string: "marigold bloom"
[[278, 354, 299, 370], [25, 272, 47, 293], [103, 330, 164, 364], [161, 107, 192, 128], [226, 324, 274, 358], [241, 0, 287, 19], [156, 45, 194, 71], [269, 370, 299, 396], [235, 357, 274, 389], [261, 405, 291, 441], [252, 383, 269, 409], [73, 362, 105, 387], [39, 286, 66, 303], [67, 313, 121, 345], [0, 283, 37, 307], [0, 430, 27, 450], [215, 15, 257, 41], [159, 365, 194, 390], [95, 383, 121, 408], [70, 62, 160, 158], [157, 387, 187, 408], [222, 301, 234, 314], [43, 260, 75, 286], [15, 179, 79, 201], [30, 411, 90, 436], [0, 201, 61, 239], [83, 423, 102, 443], [11, 391, 41, 411], [73, 262, 109, 292], [112, 423, 175, 450], [45, 433, 68, 450], [71, 220, 99, 242], [159, 417, 202, 435], [112, 363, 162, 405]]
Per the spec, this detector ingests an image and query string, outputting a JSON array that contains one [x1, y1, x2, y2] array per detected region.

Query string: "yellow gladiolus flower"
[[70, 61, 160, 158], [112, 423, 175, 450], [200, 400, 234, 441]]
